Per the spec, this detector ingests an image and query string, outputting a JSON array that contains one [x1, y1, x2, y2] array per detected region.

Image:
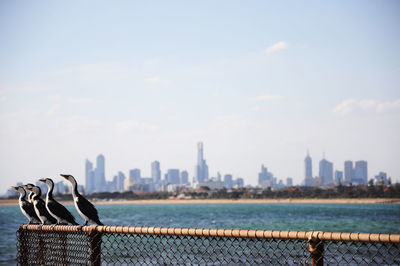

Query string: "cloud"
[[333, 98, 400, 116], [144, 76, 170, 85], [252, 94, 284, 102], [115, 120, 159, 133], [67, 97, 100, 104], [265, 41, 289, 54]]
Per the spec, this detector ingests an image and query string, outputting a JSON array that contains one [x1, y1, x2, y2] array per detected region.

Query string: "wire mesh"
[[16, 225, 400, 265]]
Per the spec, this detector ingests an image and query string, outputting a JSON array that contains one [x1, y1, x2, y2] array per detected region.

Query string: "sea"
[[0, 203, 399, 264]]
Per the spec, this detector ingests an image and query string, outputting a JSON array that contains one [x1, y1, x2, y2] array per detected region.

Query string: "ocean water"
[[0, 203, 399, 264]]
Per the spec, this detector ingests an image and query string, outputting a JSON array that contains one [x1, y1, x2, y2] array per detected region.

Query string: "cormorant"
[[60, 174, 103, 228], [39, 178, 78, 226], [23, 183, 35, 203], [26, 185, 57, 225], [11, 186, 40, 224]]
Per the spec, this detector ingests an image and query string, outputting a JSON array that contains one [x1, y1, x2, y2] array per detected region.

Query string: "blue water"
[[1, 203, 399, 264]]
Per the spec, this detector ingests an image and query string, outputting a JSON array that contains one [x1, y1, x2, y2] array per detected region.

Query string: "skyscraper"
[[335, 170, 343, 185], [167, 169, 180, 185], [151, 161, 161, 184], [85, 159, 95, 194], [91, 154, 106, 192], [195, 142, 209, 183], [180, 170, 189, 185], [344, 161, 354, 184], [319, 158, 333, 186], [224, 174, 233, 188], [304, 152, 313, 187], [258, 165, 275, 188], [129, 169, 141, 183], [354, 160, 368, 185], [117, 171, 125, 191]]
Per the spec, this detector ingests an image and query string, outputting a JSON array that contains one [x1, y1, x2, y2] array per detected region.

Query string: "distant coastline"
[[1, 198, 399, 206]]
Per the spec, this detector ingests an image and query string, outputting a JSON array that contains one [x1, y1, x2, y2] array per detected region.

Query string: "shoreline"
[[1, 198, 399, 206]]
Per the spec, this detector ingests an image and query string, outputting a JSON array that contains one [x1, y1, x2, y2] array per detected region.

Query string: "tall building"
[[94, 154, 106, 192], [116, 171, 125, 191], [85, 159, 95, 194], [129, 169, 141, 183], [344, 161, 354, 184], [304, 152, 313, 187], [180, 170, 189, 185], [195, 142, 209, 183], [236, 177, 244, 188], [375, 172, 387, 185], [151, 161, 161, 184], [286, 177, 293, 187], [224, 174, 233, 188], [258, 164, 275, 188], [319, 158, 333, 186], [354, 161, 368, 185], [167, 169, 180, 185], [335, 170, 343, 185]]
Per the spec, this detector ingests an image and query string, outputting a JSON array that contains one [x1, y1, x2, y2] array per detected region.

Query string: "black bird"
[[11, 186, 40, 224], [22, 183, 35, 203], [61, 174, 103, 228], [39, 178, 78, 226], [26, 185, 57, 225]]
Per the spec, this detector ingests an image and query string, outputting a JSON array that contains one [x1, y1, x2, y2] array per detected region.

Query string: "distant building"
[[54, 181, 67, 195], [195, 142, 209, 183], [258, 165, 275, 189], [129, 169, 141, 183], [195, 179, 224, 190], [151, 161, 161, 184], [180, 170, 189, 185], [344, 161, 354, 184], [85, 159, 95, 194], [335, 170, 343, 185], [94, 154, 106, 192], [354, 161, 368, 185], [116, 171, 125, 191], [286, 177, 293, 187], [167, 169, 180, 185], [375, 172, 387, 185], [235, 177, 244, 188], [224, 174, 233, 188], [319, 158, 333, 186], [304, 152, 313, 187]]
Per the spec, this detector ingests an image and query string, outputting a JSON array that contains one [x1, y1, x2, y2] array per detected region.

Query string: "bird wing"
[[22, 201, 39, 220], [76, 196, 102, 224], [48, 199, 77, 224], [37, 199, 57, 224]]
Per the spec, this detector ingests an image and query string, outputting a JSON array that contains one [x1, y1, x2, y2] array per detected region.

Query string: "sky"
[[0, 0, 399, 193]]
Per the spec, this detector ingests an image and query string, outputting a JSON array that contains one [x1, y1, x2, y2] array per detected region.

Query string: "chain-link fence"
[[17, 225, 400, 265]]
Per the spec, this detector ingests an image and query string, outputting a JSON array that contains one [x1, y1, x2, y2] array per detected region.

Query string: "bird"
[[10, 186, 41, 224], [39, 178, 78, 226], [60, 174, 103, 228], [25, 185, 57, 225], [22, 183, 35, 203]]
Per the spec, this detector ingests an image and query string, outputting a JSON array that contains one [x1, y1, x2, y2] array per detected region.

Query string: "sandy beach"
[[1, 198, 399, 206]]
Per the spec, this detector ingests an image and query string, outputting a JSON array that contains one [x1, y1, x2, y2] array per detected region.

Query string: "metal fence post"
[[308, 231, 324, 266], [88, 226, 102, 266]]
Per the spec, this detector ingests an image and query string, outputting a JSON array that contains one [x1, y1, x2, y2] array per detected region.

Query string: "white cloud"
[[144, 76, 170, 85], [252, 94, 284, 102], [265, 41, 289, 54], [67, 97, 100, 104], [115, 120, 159, 133], [333, 98, 400, 116]]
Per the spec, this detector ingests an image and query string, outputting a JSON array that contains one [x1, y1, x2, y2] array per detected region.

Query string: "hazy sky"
[[1, 1, 399, 193]]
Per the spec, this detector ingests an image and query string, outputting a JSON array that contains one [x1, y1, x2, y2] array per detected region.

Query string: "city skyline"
[[1, 1, 399, 193]]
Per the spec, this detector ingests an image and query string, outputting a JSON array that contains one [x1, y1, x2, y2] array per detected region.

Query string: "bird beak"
[[60, 174, 68, 179], [39, 178, 46, 183], [10, 186, 17, 190]]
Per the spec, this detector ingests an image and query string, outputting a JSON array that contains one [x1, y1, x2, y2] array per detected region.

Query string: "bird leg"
[[77, 220, 88, 230]]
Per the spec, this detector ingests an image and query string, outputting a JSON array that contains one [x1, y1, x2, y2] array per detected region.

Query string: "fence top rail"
[[19, 224, 400, 243]]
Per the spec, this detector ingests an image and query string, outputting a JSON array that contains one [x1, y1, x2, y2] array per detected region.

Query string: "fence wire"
[[17, 225, 400, 265]]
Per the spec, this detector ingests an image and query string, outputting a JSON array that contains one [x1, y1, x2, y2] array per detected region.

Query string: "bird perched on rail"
[[25, 185, 57, 225], [39, 178, 78, 227], [23, 183, 35, 203], [60, 174, 103, 228], [11, 186, 41, 224]]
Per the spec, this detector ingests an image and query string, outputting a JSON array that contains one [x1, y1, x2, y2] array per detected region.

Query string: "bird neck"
[[18, 189, 26, 201], [71, 179, 80, 197], [47, 183, 54, 200]]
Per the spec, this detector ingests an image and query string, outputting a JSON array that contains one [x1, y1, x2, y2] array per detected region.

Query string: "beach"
[[1, 198, 399, 206]]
